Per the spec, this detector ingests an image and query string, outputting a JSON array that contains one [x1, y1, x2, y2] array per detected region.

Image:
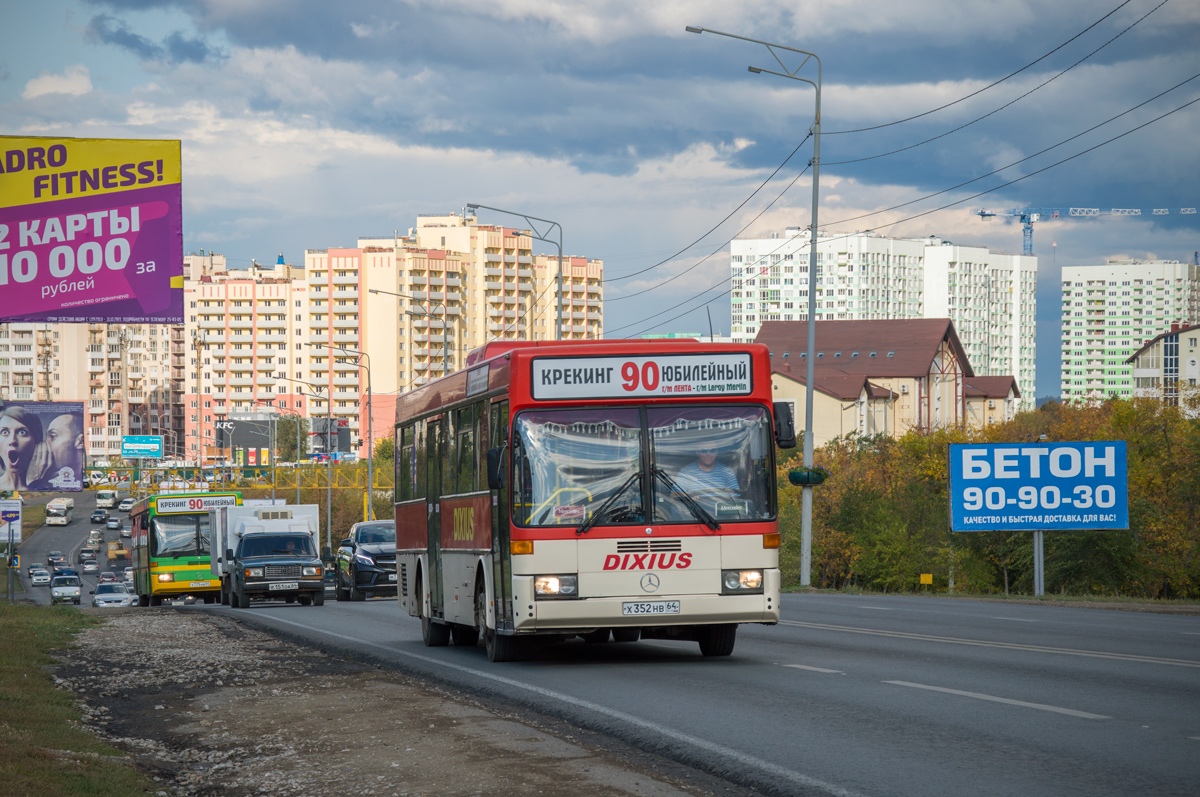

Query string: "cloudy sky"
[[4, 0, 1198, 398]]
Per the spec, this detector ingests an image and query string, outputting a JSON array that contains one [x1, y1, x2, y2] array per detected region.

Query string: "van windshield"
[[52, 577, 81, 587]]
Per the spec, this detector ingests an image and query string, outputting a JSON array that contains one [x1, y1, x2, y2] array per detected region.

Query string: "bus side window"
[[457, 404, 476, 493], [442, 410, 458, 497], [399, 425, 416, 501], [414, 419, 427, 499]]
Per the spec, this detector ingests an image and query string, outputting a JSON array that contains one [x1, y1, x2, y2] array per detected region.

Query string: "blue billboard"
[[948, 442, 1129, 532], [121, 435, 163, 459]]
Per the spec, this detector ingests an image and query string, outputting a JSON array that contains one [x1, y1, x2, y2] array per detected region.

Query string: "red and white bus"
[[394, 339, 795, 661]]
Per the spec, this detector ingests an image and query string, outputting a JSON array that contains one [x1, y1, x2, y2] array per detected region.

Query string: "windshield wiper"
[[652, 467, 721, 531], [576, 471, 642, 536]]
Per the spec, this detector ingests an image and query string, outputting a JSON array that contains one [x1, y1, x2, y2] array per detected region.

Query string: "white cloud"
[[22, 65, 93, 99]]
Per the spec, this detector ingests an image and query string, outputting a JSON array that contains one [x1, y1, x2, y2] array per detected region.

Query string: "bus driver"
[[674, 445, 740, 496]]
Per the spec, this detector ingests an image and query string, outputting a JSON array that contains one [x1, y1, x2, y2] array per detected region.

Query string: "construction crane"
[[976, 206, 1197, 255]]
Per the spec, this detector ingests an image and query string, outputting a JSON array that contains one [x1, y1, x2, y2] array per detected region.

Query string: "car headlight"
[[721, 569, 764, 594], [354, 552, 375, 567], [156, 573, 175, 583], [245, 568, 264, 578], [534, 574, 578, 599], [302, 566, 321, 577]]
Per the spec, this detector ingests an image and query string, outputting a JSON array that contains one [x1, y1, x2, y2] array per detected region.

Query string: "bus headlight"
[[245, 568, 264, 578], [722, 570, 763, 594], [156, 573, 174, 583], [302, 566, 321, 577], [534, 574, 578, 598]]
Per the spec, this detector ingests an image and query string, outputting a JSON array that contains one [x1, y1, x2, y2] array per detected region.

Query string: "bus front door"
[[426, 418, 444, 618]]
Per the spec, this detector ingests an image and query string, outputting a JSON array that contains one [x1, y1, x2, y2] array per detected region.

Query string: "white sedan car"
[[118, 498, 135, 512], [91, 583, 135, 608], [30, 569, 51, 586]]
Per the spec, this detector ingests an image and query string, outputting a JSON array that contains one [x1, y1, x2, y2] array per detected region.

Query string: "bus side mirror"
[[487, 446, 507, 490], [773, 402, 797, 449]]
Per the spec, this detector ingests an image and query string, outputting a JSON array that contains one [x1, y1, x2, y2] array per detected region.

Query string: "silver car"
[[91, 583, 135, 608], [30, 569, 51, 586]]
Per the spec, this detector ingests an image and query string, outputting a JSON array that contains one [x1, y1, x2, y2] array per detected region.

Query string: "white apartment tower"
[[731, 228, 1037, 399], [1060, 259, 1200, 402]]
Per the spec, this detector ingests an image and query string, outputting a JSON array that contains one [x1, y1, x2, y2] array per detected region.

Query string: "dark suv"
[[335, 520, 397, 601]]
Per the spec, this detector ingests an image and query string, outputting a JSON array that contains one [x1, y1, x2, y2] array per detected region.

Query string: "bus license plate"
[[269, 581, 298, 591], [622, 600, 680, 616]]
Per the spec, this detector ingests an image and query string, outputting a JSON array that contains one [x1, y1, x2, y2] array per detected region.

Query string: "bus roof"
[[396, 339, 771, 424]]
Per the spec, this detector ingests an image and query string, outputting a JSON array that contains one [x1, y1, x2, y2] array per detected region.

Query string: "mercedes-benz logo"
[[640, 573, 660, 593]]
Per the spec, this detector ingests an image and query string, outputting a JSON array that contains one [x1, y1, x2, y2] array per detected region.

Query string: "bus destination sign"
[[155, 493, 240, 514], [531, 353, 752, 400]]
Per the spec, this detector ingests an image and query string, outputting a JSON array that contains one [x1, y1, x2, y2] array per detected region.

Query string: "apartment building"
[[183, 252, 311, 465], [0, 321, 183, 464], [1060, 260, 1200, 402], [731, 228, 1036, 402], [1126, 322, 1200, 416]]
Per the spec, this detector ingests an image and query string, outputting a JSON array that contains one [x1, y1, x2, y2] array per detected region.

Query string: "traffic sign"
[[8, 555, 18, 568], [1, 511, 19, 523]]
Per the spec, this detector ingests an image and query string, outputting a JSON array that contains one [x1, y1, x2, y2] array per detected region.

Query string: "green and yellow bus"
[[130, 491, 242, 606]]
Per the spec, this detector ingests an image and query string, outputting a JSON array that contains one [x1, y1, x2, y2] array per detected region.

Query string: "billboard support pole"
[[1033, 530, 1045, 597], [6, 519, 13, 604]]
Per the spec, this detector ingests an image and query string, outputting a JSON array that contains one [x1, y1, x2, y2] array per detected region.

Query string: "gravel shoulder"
[[51, 609, 739, 797]]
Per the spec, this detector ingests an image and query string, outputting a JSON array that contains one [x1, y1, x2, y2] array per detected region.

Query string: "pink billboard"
[[0, 137, 183, 324]]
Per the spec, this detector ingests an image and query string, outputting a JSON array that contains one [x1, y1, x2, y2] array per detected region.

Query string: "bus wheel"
[[698, 624, 737, 657], [612, 628, 641, 643], [478, 581, 518, 662], [581, 628, 611, 644], [418, 574, 450, 647], [138, 594, 149, 607], [451, 623, 478, 647], [149, 595, 162, 607]]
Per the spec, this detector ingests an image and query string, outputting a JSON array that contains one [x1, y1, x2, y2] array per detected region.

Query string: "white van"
[[96, 490, 118, 509]]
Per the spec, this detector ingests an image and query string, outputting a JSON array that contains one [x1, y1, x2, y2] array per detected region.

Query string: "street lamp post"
[[278, 376, 333, 553], [252, 400, 303, 505], [687, 25, 821, 586], [466, 203, 563, 340], [368, 289, 449, 375], [308, 343, 373, 521]]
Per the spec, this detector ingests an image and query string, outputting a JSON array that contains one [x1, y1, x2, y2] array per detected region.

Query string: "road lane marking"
[[1180, 632, 1200, 636], [885, 681, 1109, 720], [991, 617, 1037, 622], [783, 664, 844, 674], [252, 614, 869, 797], [780, 620, 1200, 668], [856, 606, 894, 610]]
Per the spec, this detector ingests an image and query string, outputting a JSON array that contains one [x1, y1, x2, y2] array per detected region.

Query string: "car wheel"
[[236, 585, 250, 609], [335, 569, 350, 601], [349, 569, 366, 602], [313, 591, 324, 606], [698, 623, 737, 657], [418, 573, 449, 647]]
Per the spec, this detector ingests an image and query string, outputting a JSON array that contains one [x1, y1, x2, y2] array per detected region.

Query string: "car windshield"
[[52, 577, 80, 587], [95, 584, 128, 594], [512, 405, 775, 528], [240, 534, 315, 558], [355, 522, 395, 544]]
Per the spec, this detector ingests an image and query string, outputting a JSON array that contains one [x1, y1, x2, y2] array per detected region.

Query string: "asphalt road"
[[13, 489, 132, 604], [196, 591, 1200, 797]]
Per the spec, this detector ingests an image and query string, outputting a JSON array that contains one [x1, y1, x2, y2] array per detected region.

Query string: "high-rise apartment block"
[[0, 321, 184, 462], [1060, 260, 1200, 402], [731, 228, 1037, 400]]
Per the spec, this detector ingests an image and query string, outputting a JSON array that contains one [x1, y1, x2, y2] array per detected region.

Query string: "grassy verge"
[[0, 604, 157, 796]]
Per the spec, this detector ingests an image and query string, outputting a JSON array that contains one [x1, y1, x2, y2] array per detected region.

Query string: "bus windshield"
[[512, 405, 773, 528], [46, 507, 67, 517], [150, 514, 212, 558]]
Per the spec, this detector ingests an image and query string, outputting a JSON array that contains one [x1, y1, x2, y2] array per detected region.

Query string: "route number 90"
[[621, 361, 660, 391]]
